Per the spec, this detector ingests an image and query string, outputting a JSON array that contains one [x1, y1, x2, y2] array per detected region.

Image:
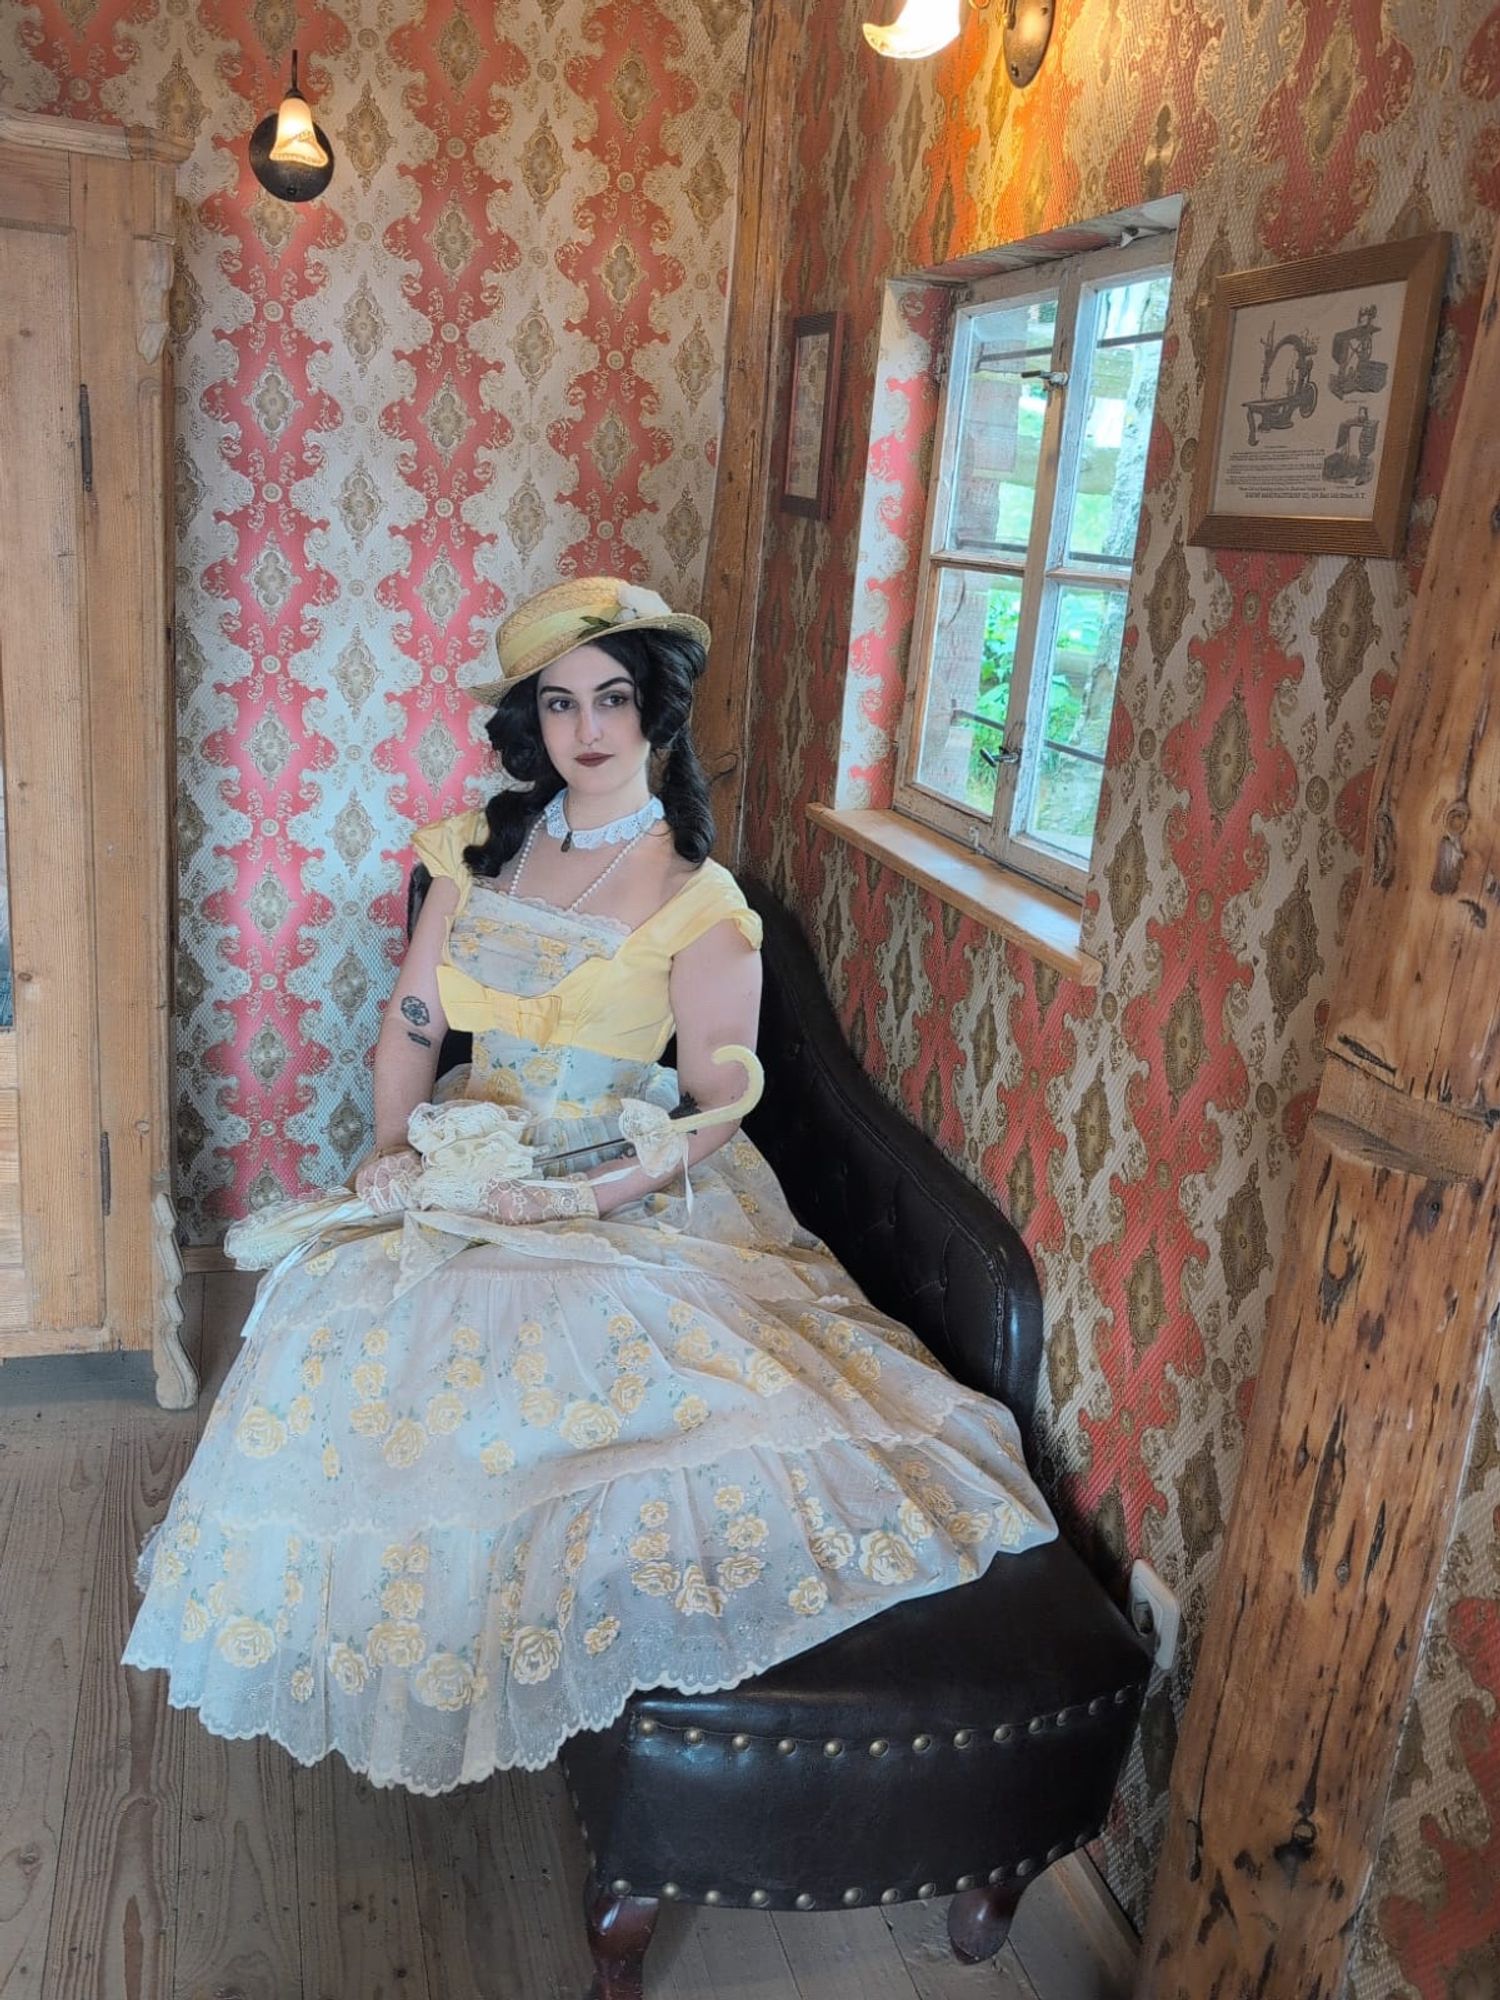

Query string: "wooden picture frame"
[[780, 311, 844, 519], [1188, 233, 1448, 557]]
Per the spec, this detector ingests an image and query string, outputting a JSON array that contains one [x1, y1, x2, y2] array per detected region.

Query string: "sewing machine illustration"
[[1328, 302, 1387, 400], [1321, 405, 1380, 485], [1243, 324, 1318, 444]]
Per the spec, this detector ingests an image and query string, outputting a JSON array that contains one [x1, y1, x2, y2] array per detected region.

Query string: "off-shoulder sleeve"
[[411, 810, 486, 884], [664, 863, 763, 956]]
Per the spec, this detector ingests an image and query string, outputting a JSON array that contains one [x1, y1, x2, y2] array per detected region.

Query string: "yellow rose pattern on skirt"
[[125, 921, 1057, 1791]]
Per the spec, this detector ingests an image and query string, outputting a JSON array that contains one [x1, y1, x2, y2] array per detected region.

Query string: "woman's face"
[[535, 643, 651, 803]]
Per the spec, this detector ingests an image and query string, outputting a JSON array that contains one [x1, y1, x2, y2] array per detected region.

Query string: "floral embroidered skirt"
[[124, 1137, 1057, 1793]]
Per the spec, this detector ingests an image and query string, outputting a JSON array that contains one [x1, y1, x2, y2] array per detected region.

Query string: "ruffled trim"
[[129, 1555, 998, 1788]]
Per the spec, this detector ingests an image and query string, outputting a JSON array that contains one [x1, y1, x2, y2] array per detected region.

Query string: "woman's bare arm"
[[368, 876, 458, 1152], [584, 916, 762, 1218]]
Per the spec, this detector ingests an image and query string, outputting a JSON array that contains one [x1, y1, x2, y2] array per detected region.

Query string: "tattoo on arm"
[[401, 996, 432, 1027], [405, 1029, 433, 1049]]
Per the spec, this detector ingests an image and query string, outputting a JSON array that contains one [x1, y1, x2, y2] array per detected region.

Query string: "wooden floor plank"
[[652, 1903, 801, 1999], [772, 1906, 925, 2000], [406, 1763, 596, 2000], [0, 1431, 110, 2000], [174, 1730, 304, 2000], [39, 1410, 196, 2000], [1006, 1854, 1137, 2000], [880, 1897, 1039, 1999], [293, 1754, 434, 2000]]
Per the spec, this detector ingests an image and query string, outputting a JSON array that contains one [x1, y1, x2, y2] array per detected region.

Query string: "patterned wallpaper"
[[0, 0, 750, 1239], [741, 0, 1500, 1991]]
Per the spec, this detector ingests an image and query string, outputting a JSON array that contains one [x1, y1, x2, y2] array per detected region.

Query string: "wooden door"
[[0, 150, 109, 1346]]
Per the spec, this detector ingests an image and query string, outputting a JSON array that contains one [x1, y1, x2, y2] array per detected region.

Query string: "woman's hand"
[[354, 1146, 424, 1214], [473, 1177, 600, 1225]]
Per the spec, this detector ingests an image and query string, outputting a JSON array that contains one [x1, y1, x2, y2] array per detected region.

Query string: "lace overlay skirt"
[[124, 1045, 1056, 1791]]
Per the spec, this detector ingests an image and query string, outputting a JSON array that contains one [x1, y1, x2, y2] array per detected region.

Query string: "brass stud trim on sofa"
[[824, 1738, 844, 1756], [705, 1889, 722, 1904], [956, 1874, 976, 1890], [611, 1878, 632, 1896], [880, 1888, 900, 1904], [918, 1882, 937, 1899], [750, 1889, 771, 1906], [988, 1866, 1006, 1885], [662, 1881, 681, 1899], [1015, 1858, 1036, 1877], [842, 1888, 862, 1906], [795, 1893, 815, 1910], [614, 1679, 1142, 1754]]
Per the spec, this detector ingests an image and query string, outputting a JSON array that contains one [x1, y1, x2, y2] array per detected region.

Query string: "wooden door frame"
[[693, 0, 803, 866]]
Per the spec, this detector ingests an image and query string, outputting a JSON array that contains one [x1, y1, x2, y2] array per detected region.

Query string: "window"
[[894, 236, 1174, 897]]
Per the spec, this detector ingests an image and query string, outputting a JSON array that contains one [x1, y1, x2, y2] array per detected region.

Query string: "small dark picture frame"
[[1188, 232, 1449, 558], [780, 311, 845, 519]]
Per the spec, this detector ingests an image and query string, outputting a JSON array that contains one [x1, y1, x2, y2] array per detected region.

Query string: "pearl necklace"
[[544, 790, 664, 853], [510, 810, 652, 915]]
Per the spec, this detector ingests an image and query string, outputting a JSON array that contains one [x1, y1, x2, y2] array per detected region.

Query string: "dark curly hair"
[[461, 625, 716, 877]]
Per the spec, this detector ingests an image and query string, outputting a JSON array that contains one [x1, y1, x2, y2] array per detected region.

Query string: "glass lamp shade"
[[248, 53, 334, 202], [862, 0, 962, 58], [269, 92, 328, 169]]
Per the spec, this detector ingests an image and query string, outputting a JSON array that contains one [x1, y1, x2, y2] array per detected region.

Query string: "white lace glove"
[[471, 1176, 601, 1225], [353, 1146, 425, 1214]]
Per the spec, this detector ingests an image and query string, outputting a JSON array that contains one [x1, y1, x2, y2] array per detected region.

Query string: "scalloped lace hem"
[[132, 1562, 1001, 1792]]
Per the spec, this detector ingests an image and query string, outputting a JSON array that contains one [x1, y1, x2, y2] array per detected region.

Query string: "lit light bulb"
[[269, 89, 329, 170], [862, 0, 962, 59]]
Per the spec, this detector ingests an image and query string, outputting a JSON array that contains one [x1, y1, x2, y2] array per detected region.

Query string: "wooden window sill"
[[806, 803, 1102, 986]]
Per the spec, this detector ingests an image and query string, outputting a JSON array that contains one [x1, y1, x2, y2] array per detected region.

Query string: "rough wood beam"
[[1138, 230, 1499, 1997]]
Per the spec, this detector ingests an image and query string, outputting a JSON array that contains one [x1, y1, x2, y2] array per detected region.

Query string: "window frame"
[[893, 232, 1175, 898]]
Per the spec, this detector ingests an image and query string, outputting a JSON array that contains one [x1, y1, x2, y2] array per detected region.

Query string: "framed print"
[[780, 311, 845, 519], [1188, 233, 1449, 557]]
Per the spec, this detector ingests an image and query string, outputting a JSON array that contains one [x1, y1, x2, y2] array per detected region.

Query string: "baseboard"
[[182, 1243, 233, 1273], [1008, 1848, 1139, 2000]]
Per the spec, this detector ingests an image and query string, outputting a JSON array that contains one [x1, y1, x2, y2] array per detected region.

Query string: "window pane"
[[1031, 744, 1104, 858], [1026, 586, 1126, 852], [949, 295, 1057, 554], [914, 567, 1023, 817], [1067, 274, 1168, 566]]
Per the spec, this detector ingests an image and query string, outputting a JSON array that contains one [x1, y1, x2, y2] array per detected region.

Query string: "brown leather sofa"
[[410, 868, 1151, 2000]]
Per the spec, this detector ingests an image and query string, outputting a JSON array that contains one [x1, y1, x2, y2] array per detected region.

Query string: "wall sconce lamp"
[[863, 0, 1053, 81], [249, 50, 335, 202]]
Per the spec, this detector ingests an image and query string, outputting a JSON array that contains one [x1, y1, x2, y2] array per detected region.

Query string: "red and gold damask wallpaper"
[[742, 0, 1500, 1990], [0, 0, 750, 1237], [4, 0, 1499, 1985]]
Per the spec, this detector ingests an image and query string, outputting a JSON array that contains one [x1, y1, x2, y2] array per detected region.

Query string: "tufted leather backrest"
[[739, 881, 1041, 1435], [407, 865, 1042, 1436]]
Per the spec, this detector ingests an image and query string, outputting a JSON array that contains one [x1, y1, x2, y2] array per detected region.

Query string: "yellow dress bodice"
[[411, 811, 763, 1063]]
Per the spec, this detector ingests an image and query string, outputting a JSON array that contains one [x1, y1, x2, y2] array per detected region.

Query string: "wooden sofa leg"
[[947, 1881, 1026, 1963], [583, 1879, 661, 2000]]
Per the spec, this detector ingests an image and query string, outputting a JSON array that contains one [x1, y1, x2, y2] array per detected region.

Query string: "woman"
[[124, 576, 1056, 1792]]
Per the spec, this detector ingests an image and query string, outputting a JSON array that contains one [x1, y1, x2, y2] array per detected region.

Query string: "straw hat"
[[461, 576, 710, 706]]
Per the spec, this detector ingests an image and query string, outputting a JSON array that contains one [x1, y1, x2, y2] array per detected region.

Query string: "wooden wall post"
[[1138, 233, 1500, 1996], [694, 0, 802, 865]]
